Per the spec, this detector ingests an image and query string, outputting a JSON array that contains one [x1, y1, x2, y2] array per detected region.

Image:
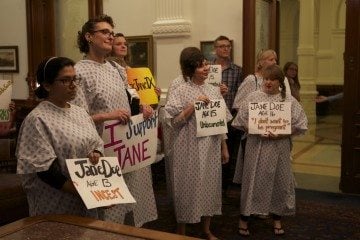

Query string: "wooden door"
[[340, 0, 360, 194], [243, 0, 279, 76], [24, 0, 103, 103]]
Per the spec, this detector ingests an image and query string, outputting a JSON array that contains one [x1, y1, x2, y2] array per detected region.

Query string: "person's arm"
[[37, 150, 102, 194], [327, 92, 343, 102], [172, 102, 196, 125], [315, 92, 343, 103], [172, 95, 210, 125], [219, 83, 229, 96], [221, 140, 229, 164], [91, 109, 131, 125], [37, 160, 70, 192]]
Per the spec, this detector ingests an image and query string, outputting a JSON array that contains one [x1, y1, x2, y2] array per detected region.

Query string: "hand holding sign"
[[87, 150, 102, 165], [66, 157, 135, 209]]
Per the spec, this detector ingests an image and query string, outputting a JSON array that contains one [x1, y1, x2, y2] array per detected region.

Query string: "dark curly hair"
[[77, 14, 114, 54], [180, 47, 205, 80], [34, 57, 75, 99]]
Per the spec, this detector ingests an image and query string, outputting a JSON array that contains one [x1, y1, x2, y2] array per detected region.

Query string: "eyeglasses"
[[55, 76, 82, 86], [92, 29, 115, 38], [216, 45, 232, 49]]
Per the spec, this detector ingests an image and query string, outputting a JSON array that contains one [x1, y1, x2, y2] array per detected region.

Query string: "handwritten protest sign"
[[0, 80, 13, 122], [194, 99, 228, 137], [126, 67, 159, 105], [66, 157, 135, 209], [206, 65, 222, 86], [102, 113, 158, 173], [248, 101, 291, 134]]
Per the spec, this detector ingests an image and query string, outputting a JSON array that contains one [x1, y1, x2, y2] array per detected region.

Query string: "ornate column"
[[152, 0, 191, 38], [297, 0, 317, 126], [152, 0, 191, 103]]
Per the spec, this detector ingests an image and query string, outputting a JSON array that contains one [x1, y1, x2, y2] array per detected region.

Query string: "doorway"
[[279, 0, 344, 192]]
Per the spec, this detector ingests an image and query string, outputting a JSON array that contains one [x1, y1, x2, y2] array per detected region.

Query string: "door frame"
[[242, 0, 279, 76]]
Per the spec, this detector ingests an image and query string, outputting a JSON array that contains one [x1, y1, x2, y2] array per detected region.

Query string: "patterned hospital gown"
[[164, 80, 231, 223], [161, 74, 187, 199], [16, 101, 104, 217], [232, 74, 263, 110], [72, 59, 157, 227], [231, 91, 308, 216]]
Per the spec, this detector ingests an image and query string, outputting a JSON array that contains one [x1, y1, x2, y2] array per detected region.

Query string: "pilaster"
[[152, 0, 191, 38], [297, 0, 317, 128]]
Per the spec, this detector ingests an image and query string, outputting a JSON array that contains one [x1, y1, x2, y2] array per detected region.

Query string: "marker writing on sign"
[[126, 112, 158, 139], [114, 139, 151, 170], [74, 159, 122, 178], [90, 187, 124, 201], [129, 77, 156, 91], [194, 100, 221, 110]]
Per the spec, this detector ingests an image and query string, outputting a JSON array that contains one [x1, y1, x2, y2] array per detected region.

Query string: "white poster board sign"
[[0, 80, 12, 122], [206, 65, 222, 86], [195, 99, 228, 137], [248, 101, 291, 134], [102, 113, 158, 174], [66, 157, 135, 209]]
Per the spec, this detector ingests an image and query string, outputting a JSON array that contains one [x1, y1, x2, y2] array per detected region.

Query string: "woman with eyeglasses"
[[73, 15, 157, 227], [16, 56, 104, 217]]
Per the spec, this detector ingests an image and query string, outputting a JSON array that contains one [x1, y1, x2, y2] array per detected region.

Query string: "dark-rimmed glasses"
[[92, 29, 115, 38], [215, 44, 232, 49], [55, 77, 81, 86]]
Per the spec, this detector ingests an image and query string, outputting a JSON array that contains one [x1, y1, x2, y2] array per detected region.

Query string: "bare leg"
[[202, 216, 218, 240], [176, 223, 186, 235], [273, 219, 285, 235], [238, 215, 250, 236]]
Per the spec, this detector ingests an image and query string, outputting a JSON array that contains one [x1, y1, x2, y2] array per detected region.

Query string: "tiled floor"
[[291, 115, 342, 193]]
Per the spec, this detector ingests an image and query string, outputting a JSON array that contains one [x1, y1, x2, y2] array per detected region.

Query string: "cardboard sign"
[[248, 101, 291, 134], [65, 157, 135, 209], [126, 68, 159, 105], [0, 80, 12, 122], [102, 113, 158, 173], [206, 65, 222, 86], [194, 99, 228, 137]]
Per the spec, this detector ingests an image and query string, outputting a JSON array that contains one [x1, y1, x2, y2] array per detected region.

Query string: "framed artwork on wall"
[[200, 40, 233, 62], [126, 35, 154, 74], [0, 46, 19, 73]]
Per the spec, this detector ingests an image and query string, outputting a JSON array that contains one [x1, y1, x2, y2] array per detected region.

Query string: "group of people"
[[15, 14, 308, 240]]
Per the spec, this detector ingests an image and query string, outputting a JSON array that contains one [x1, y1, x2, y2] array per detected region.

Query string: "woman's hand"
[[261, 131, 288, 140], [154, 87, 162, 99], [9, 101, 16, 112], [87, 150, 102, 165], [108, 109, 131, 124], [141, 104, 154, 119], [219, 83, 228, 96], [196, 95, 210, 104]]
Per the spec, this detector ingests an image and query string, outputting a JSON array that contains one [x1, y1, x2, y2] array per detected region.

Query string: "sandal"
[[238, 227, 250, 237], [274, 227, 285, 236]]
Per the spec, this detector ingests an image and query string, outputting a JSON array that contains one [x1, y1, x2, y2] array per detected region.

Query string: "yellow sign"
[[126, 68, 159, 105]]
